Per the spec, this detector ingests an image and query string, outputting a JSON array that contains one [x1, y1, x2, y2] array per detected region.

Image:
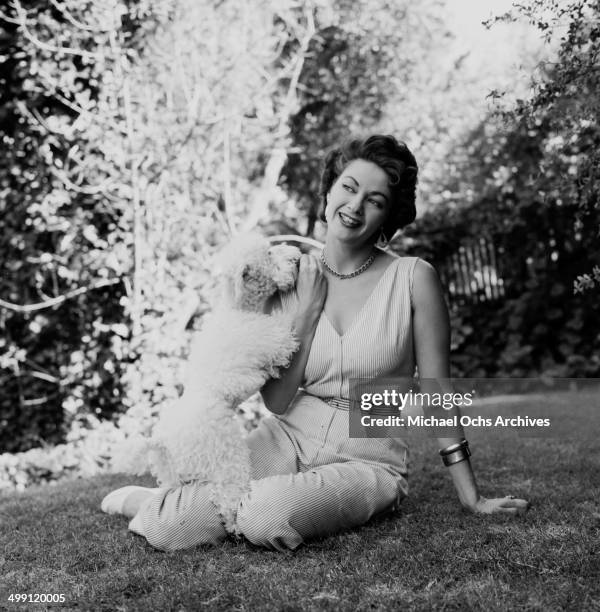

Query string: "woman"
[[102, 135, 529, 551]]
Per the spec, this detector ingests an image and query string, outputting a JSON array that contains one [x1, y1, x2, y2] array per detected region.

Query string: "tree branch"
[[49, 165, 120, 196], [0, 279, 122, 313], [11, 0, 106, 61], [48, 0, 112, 33], [240, 4, 317, 233], [222, 125, 236, 234]]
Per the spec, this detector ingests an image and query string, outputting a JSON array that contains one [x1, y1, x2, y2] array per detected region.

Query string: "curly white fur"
[[115, 234, 300, 533]]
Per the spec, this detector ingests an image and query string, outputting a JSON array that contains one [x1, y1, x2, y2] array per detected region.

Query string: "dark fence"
[[435, 236, 506, 306]]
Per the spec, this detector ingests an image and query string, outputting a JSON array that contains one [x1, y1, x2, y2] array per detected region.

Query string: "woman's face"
[[325, 158, 391, 246]]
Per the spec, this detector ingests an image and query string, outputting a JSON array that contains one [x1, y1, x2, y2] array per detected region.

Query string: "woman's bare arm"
[[412, 259, 528, 515], [260, 254, 327, 415]]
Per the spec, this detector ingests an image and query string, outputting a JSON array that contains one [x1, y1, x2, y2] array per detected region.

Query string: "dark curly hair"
[[318, 134, 418, 242]]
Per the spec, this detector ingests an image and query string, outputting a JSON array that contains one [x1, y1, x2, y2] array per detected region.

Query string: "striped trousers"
[[135, 392, 409, 552]]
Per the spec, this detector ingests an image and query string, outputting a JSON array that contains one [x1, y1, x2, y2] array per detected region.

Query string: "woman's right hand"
[[261, 253, 327, 415], [294, 253, 327, 334]]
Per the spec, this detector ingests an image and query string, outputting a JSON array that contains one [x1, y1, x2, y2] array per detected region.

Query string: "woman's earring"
[[375, 228, 389, 249]]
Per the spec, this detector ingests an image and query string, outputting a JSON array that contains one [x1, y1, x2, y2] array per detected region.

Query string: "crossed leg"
[[236, 461, 402, 552], [106, 416, 403, 552]]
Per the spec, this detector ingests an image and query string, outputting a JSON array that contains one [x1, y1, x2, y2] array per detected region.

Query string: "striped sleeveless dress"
[[300, 254, 418, 398]]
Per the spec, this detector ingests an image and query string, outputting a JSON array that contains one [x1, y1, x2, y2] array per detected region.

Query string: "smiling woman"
[[102, 134, 529, 552]]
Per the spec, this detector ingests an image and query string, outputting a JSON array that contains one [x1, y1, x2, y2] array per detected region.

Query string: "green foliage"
[[489, 0, 600, 293], [0, 0, 173, 452], [402, 1, 600, 378]]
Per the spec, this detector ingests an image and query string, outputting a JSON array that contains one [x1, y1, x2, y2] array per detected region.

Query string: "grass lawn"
[[1, 389, 599, 611]]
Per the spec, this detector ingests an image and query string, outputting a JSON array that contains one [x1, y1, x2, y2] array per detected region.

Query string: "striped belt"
[[324, 397, 351, 411]]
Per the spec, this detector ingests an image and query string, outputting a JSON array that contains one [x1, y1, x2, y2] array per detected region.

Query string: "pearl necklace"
[[320, 248, 376, 279]]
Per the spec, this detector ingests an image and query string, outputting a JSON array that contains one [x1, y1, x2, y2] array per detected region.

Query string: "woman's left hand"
[[467, 495, 530, 516]]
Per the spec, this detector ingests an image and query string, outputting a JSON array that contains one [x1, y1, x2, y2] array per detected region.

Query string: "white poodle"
[[116, 234, 300, 532]]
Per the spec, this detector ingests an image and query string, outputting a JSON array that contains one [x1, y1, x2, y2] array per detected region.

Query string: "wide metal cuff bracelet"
[[439, 439, 469, 457], [441, 446, 472, 466]]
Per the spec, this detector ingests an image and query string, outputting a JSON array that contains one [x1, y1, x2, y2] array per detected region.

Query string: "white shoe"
[[128, 513, 145, 536], [100, 486, 158, 515]]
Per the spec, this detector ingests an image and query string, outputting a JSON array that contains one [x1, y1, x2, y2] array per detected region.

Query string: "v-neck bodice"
[[322, 258, 399, 337], [279, 255, 420, 400]]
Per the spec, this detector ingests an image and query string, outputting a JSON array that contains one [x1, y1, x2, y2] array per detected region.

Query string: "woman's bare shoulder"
[[386, 253, 436, 277], [411, 258, 445, 306], [413, 257, 437, 276]]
